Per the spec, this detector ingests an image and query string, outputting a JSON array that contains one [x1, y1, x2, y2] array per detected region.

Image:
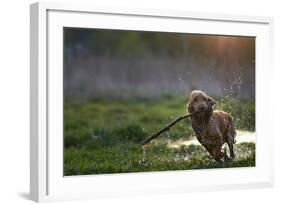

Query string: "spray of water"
[[138, 145, 148, 167], [166, 131, 171, 145]]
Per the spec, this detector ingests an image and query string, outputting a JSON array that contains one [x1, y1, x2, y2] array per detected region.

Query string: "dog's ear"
[[187, 102, 193, 113], [207, 97, 216, 109], [187, 98, 194, 114]]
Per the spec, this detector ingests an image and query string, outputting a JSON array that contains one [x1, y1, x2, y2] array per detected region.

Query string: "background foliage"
[[63, 29, 255, 175]]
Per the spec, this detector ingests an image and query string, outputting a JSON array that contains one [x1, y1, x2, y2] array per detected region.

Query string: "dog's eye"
[[193, 98, 198, 102]]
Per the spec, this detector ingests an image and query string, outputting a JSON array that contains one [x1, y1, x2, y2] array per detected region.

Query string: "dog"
[[187, 90, 236, 161]]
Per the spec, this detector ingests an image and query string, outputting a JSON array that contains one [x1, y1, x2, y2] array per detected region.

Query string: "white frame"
[[30, 2, 274, 202]]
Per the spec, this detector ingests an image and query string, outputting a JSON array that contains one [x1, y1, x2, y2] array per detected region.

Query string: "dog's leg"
[[227, 138, 235, 160], [201, 124, 207, 145], [204, 145, 224, 162], [226, 121, 236, 160], [223, 146, 232, 161], [213, 147, 225, 162]]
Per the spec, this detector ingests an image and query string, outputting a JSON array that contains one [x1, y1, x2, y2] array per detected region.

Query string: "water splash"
[[138, 145, 148, 167], [166, 131, 171, 144], [168, 130, 255, 149], [166, 130, 255, 161], [222, 66, 243, 98]]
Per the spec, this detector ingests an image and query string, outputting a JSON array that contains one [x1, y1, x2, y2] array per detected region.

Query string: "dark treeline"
[[64, 28, 255, 99], [64, 28, 255, 60]]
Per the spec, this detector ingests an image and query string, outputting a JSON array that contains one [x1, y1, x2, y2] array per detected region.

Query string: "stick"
[[141, 112, 195, 145]]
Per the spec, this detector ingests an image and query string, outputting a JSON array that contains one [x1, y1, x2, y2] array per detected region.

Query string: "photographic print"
[[63, 28, 255, 176]]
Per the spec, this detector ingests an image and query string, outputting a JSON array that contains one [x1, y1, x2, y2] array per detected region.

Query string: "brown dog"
[[187, 90, 236, 161]]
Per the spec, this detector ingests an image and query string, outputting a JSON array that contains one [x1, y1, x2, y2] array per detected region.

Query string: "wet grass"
[[64, 142, 255, 175], [64, 96, 255, 176]]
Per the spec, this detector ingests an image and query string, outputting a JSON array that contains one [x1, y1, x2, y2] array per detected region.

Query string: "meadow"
[[64, 95, 255, 176]]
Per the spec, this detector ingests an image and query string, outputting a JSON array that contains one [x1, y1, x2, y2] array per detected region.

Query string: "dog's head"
[[187, 90, 216, 114]]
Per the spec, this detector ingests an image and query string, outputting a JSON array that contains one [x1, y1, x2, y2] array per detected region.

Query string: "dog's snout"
[[197, 104, 207, 111]]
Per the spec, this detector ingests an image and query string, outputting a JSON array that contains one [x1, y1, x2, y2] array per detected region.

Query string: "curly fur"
[[187, 90, 236, 161]]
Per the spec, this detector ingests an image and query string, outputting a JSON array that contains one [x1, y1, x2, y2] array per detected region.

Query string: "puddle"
[[167, 130, 256, 149]]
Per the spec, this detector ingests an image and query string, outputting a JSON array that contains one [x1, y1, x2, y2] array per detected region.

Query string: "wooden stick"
[[141, 112, 195, 145]]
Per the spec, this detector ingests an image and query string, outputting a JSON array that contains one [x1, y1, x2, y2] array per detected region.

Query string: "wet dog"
[[187, 90, 236, 161]]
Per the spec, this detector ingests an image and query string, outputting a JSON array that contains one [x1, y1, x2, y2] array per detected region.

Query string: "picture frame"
[[30, 2, 274, 202]]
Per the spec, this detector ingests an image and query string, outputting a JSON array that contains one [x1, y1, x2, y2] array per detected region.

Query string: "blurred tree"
[[64, 28, 254, 64]]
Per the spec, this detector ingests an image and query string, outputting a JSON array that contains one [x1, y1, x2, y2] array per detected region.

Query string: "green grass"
[[215, 97, 255, 131], [64, 96, 255, 176]]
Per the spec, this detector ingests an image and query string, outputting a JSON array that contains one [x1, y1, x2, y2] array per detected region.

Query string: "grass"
[[64, 95, 255, 176]]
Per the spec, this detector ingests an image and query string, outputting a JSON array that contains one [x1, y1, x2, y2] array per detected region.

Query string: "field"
[[64, 96, 255, 176]]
